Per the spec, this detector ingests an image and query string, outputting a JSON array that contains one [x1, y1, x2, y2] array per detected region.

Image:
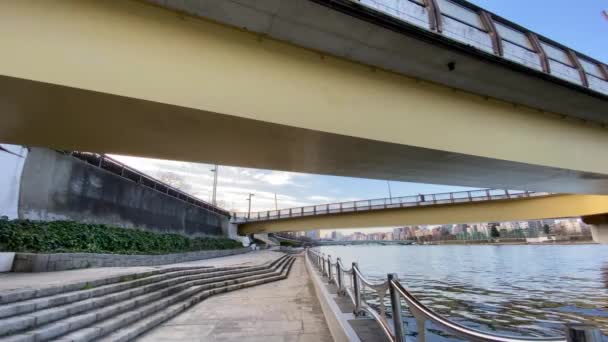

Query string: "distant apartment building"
[[306, 230, 321, 240]]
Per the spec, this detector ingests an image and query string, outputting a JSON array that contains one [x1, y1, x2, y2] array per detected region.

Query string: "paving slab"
[[137, 256, 334, 342], [0, 250, 280, 293]]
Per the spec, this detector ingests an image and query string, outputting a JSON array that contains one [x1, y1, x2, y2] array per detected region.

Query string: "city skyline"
[[311, 217, 590, 240]]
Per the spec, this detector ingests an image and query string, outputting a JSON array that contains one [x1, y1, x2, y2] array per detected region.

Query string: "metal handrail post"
[[327, 255, 333, 283], [321, 255, 326, 275], [336, 257, 343, 295], [388, 274, 405, 342], [566, 324, 602, 342], [352, 262, 363, 316]]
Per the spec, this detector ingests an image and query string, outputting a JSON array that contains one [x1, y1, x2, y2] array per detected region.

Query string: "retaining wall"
[[12, 247, 251, 272], [17, 148, 229, 237]]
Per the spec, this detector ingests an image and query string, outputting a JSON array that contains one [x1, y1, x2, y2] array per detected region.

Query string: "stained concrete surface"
[[137, 255, 333, 342], [0, 250, 279, 293], [18, 148, 228, 237]]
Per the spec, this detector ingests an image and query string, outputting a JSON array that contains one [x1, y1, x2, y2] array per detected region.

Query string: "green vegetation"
[[280, 241, 299, 247], [252, 237, 267, 246], [490, 225, 501, 238], [0, 219, 242, 254]]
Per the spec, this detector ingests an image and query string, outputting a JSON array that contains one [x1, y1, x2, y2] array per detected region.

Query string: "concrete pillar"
[[590, 225, 608, 244], [583, 215, 608, 244]]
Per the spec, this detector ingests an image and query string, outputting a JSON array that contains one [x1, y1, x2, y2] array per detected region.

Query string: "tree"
[[543, 224, 551, 236], [157, 171, 192, 193], [490, 225, 500, 238]]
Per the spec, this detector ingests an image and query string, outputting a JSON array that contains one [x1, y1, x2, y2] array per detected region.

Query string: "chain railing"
[[233, 190, 553, 222], [306, 248, 602, 342]]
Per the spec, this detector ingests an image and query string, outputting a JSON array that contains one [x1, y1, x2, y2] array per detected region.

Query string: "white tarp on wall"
[[0, 144, 28, 219]]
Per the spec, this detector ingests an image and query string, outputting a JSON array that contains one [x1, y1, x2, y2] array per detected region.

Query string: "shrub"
[[0, 219, 242, 254], [280, 241, 299, 247]]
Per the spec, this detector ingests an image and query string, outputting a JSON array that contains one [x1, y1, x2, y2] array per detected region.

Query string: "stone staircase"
[[0, 254, 295, 342]]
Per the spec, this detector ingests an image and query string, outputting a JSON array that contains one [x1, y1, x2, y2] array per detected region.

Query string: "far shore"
[[426, 239, 595, 246]]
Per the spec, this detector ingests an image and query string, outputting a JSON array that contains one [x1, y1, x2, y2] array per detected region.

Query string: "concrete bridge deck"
[[236, 191, 608, 235]]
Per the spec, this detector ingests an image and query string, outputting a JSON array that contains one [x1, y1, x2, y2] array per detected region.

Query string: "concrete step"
[[0, 255, 289, 337], [95, 257, 296, 342], [0, 255, 285, 322], [57, 257, 295, 342], [0, 259, 286, 336], [0, 265, 249, 320], [0, 264, 231, 306], [0, 255, 291, 342]]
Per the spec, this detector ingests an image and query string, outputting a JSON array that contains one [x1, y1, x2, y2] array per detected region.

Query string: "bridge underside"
[[238, 195, 608, 234], [1, 1, 608, 194]]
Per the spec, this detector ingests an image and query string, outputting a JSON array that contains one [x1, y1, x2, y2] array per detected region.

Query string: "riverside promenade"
[[0, 250, 334, 341], [138, 255, 333, 342], [0, 250, 279, 293]]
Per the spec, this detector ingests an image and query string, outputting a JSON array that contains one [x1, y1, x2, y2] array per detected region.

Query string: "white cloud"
[[307, 195, 334, 203]]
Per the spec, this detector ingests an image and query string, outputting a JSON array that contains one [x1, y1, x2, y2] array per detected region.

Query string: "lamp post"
[[247, 193, 255, 219], [210, 164, 218, 206]]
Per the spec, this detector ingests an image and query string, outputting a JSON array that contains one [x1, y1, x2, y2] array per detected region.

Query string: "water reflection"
[[318, 245, 608, 337]]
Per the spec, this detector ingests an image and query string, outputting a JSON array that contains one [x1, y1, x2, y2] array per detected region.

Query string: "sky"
[[468, 0, 607, 63], [110, 0, 606, 233]]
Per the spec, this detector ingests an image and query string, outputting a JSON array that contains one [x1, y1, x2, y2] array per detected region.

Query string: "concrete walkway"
[[137, 255, 334, 342], [0, 250, 278, 293]]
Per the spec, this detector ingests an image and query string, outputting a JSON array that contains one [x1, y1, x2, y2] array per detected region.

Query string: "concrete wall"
[[0, 144, 28, 219], [12, 248, 250, 272], [17, 148, 229, 237]]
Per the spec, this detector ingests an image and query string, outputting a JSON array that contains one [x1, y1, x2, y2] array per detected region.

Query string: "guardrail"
[[65, 151, 230, 217], [341, 0, 608, 96], [306, 248, 602, 342], [233, 190, 552, 222]]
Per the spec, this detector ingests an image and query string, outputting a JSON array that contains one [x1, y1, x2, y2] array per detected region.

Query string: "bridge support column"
[[582, 215, 608, 244], [590, 225, 608, 244]]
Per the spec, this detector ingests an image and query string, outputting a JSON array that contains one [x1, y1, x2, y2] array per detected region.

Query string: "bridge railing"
[[306, 248, 600, 342], [233, 190, 552, 222]]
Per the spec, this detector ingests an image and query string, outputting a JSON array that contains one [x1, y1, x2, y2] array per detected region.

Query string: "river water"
[[317, 244, 608, 339]]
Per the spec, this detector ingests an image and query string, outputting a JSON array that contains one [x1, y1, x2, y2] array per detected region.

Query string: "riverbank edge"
[[305, 252, 365, 342], [427, 240, 595, 246], [11, 247, 251, 272]]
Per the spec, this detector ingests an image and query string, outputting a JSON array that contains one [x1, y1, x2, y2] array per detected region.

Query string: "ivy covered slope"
[[0, 219, 242, 254]]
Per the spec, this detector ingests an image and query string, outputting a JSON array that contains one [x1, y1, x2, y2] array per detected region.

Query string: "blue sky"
[[469, 0, 607, 63], [112, 0, 606, 216]]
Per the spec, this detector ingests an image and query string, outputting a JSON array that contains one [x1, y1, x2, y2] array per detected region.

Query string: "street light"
[[210, 164, 218, 206], [274, 193, 278, 211], [247, 193, 255, 219], [386, 181, 393, 201]]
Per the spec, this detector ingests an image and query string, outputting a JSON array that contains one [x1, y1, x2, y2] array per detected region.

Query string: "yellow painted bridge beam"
[[1, 1, 608, 193], [238, 195, 608, 234]]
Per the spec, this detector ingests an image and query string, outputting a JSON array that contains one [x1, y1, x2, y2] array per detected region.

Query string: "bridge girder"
[[238, 194, 608, 234], [1, 1, 608, 193]]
